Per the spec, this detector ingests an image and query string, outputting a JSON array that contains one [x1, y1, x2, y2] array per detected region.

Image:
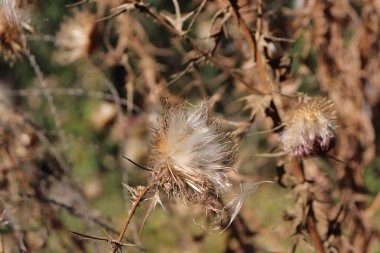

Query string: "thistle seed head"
[[0, 9, 22, 60], [54, 11, 97, 64], [148, 102, 237, 211], [281, 97, 337, 157], [0, 0, 34, 61]]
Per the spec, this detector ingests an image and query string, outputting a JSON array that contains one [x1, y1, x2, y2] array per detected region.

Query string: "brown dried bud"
[[281, 97, 337, 157]]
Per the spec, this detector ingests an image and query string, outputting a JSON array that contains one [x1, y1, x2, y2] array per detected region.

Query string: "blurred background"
[[0, 0, 380, 252]]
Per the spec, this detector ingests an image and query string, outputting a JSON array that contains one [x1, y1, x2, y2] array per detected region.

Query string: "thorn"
[[66, 0, 89, 8], [122, 155, 152, 171]]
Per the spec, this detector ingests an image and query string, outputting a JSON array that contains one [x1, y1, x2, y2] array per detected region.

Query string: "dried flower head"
[[0, 9, 22, 60], [148, 102, 237, 214], [281, 97, 337, 157], [0, 0, 34, 60], [54, 11, 97, 64]]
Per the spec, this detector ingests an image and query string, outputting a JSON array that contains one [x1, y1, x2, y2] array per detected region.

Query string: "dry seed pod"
[[54, 11, 97, 64], [148, 102, 237, 214], [281, 97, 337, 157]]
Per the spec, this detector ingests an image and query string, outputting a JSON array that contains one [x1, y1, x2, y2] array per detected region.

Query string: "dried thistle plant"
[[54, 10, 97, 64], [0, 0, 33, 61], [148, 101, 237, 217], [4, 0, 380, 252], [281, 97, 337, 157], [0, 0, 30, 27], [0, 9, 22, 60]]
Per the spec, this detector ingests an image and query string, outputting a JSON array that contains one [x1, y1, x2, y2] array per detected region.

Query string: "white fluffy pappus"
[[0, 0, 29, 22], [0, 0, 35, 60], [54, 11, 97, 64], [148, 102, 237, 207]]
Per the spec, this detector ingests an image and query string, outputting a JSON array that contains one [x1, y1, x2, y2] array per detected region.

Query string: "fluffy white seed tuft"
[[54, 11, 97, 64], [0, 0, 35, 61], [148, 102, 237, 208]]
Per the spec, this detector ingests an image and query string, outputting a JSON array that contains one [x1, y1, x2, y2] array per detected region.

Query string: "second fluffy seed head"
[[281, 97, 337, 158]]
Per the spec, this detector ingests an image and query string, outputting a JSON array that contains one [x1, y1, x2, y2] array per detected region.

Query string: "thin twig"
[[0, 234, 4, 253], [256, 0, 263, 36], [121, 55, 137, 117], [69, 231, 137, 249], [307, 203, 326, 253], [290, 157, 305, 183], [97, 9, 127, 23], [186, 0, 207, 32], [26, 34, 56, 42], [23, 44, 69, 165], [21, 193, 120, 236], [225, 0, 270, 93], [290, 158, 325, 253], [66, 0, 90, 8], [122, 156, 152, 172], [133, 3, 265, 95], [103, 77, 127, 144], [365, 192, 380, 218], [6, 88, 141, 112], [116, 185, 152, 245]]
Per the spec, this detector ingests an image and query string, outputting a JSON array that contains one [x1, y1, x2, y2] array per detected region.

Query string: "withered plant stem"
[[365, 192, 380, 218], [226, 0, 270, 94], [291, 158, 325, 253], [256, 0, 263, 36], [0, 234, 4, 253], [307, 207, 325, 253], [290, 158, 305, 183], [116, 184, 152, 244], [23, 46, 68, 161], [133, 2, 265, 95], [65, 0, 89, 7], [225, 2, 326, 251]]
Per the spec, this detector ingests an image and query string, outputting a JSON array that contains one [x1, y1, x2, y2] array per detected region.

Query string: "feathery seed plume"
[[54, 11, 97, 64], [148, 102, 237, 215], [0, 0, 34, 61], [281, 97, 337, 157]]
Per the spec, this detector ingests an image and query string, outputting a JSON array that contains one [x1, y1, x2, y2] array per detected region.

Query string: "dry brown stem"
[[306, 207, 325, 253], [116, 184, 151, 244], [225, 0, 270, 94], [133, 2, 265, 95], [2, 0, 380, 252], [0, 234, 4, 253]]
